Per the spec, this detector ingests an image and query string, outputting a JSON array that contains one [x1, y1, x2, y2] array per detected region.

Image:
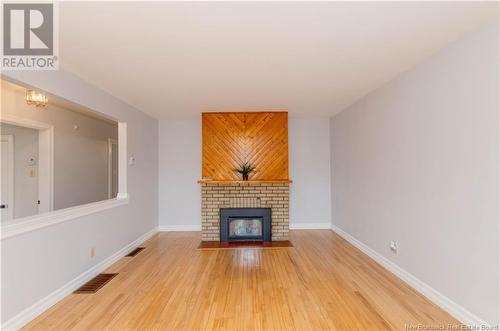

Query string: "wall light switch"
[[90, 247, 96, 258], [129, 156, 135, 166]]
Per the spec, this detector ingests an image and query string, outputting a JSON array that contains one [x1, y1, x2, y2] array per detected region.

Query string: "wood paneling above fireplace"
[[202, 112, 289, 181]]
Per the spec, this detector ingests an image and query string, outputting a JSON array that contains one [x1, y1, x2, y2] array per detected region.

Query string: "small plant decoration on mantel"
[[235, 161, 256, 181]]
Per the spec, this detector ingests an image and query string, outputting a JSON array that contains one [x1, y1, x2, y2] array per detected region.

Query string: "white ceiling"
[[59, 1, 498, 119]]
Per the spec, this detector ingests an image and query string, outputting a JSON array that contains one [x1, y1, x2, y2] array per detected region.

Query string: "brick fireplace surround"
[[200, 182, 290, 241]]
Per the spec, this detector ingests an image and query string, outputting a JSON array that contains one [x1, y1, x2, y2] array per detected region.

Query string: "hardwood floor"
[[24, 230, 458, 331]]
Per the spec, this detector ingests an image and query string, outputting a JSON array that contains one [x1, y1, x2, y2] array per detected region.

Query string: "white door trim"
[[116, 123, 128, 199], [0, 114, 54, 213], [107, 138, 118, 199], [1, 134, 15, 221]]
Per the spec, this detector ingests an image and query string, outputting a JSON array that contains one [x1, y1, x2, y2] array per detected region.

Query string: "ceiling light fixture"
[[26, 90, 48, 108]]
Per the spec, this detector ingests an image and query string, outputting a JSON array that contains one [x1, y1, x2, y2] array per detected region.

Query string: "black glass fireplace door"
[[220, 208, 272, 242]]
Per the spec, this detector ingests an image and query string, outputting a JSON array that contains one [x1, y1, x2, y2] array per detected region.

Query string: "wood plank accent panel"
[[202, 112, 288, 180]]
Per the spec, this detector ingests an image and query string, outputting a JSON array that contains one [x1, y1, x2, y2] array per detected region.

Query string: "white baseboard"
[[5, 224, 488, 329], [290, 222, 332, 229], [330, 224, 490, 328], [2, 227, 158, 331], [158, 224, 201, 231]]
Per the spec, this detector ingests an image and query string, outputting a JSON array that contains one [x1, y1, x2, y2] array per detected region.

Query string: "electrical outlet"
[[90, 247, 96, 258], [389, 241, 398, 254]]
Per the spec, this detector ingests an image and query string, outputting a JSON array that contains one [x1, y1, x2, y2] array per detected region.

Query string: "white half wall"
[[1, 69, 159, 325], [330, 21, 499, 325], [158, 117, 332, 229]]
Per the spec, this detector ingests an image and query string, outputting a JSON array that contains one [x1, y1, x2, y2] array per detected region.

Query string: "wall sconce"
[[26, 90, 48, 108]]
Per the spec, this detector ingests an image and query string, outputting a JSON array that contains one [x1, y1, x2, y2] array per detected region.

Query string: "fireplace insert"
[[220, 208, 271, 242]]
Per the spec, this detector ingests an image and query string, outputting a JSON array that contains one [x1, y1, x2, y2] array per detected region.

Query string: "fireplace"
[[220, 208, 272, 242], [200, 183, 289, 241]]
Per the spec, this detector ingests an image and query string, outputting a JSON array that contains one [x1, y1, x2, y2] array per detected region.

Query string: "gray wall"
[[330, 22, 499, 324], [1, 68, 159, 323], [158, 117, 332, 229], [289, 118, 331, 227], [0, 123, 39, 218]]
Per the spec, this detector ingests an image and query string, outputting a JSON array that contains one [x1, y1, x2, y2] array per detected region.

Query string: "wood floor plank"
[[23, 230, 459, 331]]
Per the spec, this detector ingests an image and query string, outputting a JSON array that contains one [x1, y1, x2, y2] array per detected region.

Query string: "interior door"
[[1, 135, 14, 222]]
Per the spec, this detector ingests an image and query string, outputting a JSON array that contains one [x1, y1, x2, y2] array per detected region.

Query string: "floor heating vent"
[[74, 273, 118, 294], [126, 247, 145, 257]]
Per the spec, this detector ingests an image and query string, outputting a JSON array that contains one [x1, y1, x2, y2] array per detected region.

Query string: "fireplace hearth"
[[220, 208, 271, 242]]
